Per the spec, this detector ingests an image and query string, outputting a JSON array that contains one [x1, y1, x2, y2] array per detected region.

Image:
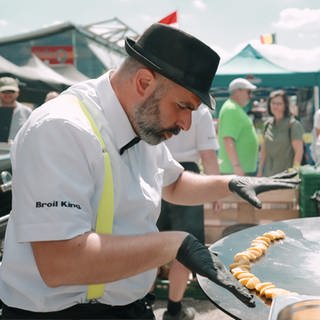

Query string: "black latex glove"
[[176, 234, 255, 307], [229, 170, 300, 209]]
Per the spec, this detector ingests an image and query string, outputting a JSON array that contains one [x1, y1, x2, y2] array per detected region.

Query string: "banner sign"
[[31, 46, 74, 64]]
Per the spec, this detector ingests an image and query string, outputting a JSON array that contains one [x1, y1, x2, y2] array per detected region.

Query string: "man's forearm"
[[162, 171, 233, 205], [32, 231, 187, 287]]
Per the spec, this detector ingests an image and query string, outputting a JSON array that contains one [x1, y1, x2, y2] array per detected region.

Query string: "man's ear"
[[135, 68, 157, 98]]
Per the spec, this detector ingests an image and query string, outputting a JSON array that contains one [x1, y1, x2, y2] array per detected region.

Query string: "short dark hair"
[[267, 89, 290, 117]]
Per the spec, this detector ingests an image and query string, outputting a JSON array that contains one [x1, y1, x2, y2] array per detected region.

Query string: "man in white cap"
[[0, 77, 32, 142], [218, 78, 259, 176]]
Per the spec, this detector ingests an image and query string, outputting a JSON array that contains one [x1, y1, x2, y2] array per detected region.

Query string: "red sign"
[[31, 46, 74, 64]]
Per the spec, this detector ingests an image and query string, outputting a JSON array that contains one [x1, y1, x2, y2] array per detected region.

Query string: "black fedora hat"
[[125, 23, 220, 109]]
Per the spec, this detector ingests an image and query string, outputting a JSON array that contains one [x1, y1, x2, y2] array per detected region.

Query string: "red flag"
[[159, 11, 178, 25]]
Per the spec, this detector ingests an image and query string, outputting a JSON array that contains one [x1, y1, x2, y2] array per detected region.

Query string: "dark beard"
[[134, 88, 181, 145]]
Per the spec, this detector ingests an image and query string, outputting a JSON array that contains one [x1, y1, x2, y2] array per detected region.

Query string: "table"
[[197, 217, 320, 320]]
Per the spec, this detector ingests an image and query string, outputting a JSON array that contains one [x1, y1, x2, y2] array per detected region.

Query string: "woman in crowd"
[[257, 89, 304, 176]]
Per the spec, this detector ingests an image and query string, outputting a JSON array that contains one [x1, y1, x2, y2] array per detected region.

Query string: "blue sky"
[[1, 0, 319, 63]]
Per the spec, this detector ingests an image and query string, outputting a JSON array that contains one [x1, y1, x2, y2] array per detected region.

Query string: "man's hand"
[[176, 234, 255, 307], [229, 170, 300, 209]]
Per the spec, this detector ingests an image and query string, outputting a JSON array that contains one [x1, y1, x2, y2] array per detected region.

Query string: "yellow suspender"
[[78, 100, 115, 300]]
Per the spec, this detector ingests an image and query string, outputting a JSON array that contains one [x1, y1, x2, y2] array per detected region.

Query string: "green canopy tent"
[[212, 44, 319, 90]]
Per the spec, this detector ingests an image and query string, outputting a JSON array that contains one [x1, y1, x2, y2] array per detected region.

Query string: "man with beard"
[[0, 24, 299, 319]]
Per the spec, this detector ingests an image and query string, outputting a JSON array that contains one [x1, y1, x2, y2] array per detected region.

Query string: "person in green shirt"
[[218, 78, 259, 175]]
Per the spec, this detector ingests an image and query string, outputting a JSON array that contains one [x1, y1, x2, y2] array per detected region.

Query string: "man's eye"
[[176, 103, 185, 110], [176, 103, 194, 111]]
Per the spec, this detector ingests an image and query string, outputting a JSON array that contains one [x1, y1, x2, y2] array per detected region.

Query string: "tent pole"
[[314, 86, 319, 110], [72, 30, 77, 69]]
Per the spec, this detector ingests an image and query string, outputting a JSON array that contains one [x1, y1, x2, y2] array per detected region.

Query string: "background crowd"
[[1, 74, 316, 172]]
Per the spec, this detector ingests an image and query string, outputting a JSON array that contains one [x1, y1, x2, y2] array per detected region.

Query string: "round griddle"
[[197, 217, 320, 320]]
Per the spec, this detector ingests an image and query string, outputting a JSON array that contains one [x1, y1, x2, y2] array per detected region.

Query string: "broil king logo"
[[35, 201, 81, 210]]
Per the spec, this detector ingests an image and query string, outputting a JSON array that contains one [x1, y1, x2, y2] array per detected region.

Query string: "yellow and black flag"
[[260, 33, 277, 45]]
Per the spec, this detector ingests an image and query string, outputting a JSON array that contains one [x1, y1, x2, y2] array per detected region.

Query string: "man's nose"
[[177, 110, 192, 131]]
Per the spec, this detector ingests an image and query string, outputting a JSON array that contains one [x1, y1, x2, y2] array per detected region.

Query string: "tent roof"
[[218, 44, 290, 75], [0, 22, 75, 45], [213, 44, 319, 89], [0, 54, 81, 86], [252, 43, 320, 72], [0, 19, 138, 57], [22, 55, 75, 86], [0, 55, 33, 80], [0, 54, 72, 104], [51, 64, 89, 83]]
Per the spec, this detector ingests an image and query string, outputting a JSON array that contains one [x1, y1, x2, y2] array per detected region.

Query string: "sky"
[[0, 0, 320, 67]]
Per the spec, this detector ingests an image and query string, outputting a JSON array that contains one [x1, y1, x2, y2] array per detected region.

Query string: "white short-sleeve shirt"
[[164, 104, 219, 162], [0, 72, 183, 311], [9, 102, 32, 141]]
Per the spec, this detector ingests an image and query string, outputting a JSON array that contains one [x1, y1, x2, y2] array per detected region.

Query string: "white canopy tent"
[[0, 54, 81, 86], [51, 64, 89, 83]]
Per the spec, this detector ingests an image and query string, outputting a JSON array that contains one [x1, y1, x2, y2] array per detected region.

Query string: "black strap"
[[1, 298, 155, 319], [119, 137, 141, 155]]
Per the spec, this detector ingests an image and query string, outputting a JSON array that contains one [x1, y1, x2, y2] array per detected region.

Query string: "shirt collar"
[[96, 71, 138, 153]]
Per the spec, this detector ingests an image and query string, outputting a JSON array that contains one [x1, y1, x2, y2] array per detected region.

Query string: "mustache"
[[162, 127, 181, 136]]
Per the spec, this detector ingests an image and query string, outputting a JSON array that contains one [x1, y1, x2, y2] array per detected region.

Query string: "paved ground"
[[153, 276, 234, 319], [153, 298, 234, 320]]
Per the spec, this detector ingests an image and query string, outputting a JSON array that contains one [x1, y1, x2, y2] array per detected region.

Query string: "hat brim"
[[125, 37, 215, 109], [246, 83, 257, 90], [0, 85, 19, 92]]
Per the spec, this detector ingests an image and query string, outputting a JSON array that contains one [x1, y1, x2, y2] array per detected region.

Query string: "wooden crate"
[[204, 189, 299, 244]]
